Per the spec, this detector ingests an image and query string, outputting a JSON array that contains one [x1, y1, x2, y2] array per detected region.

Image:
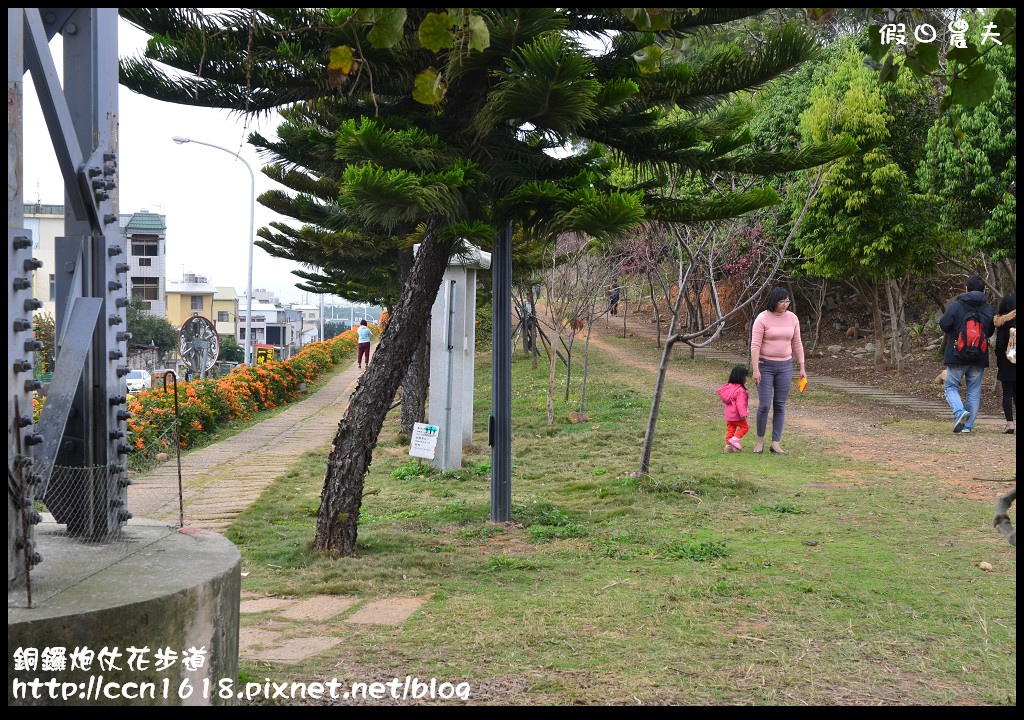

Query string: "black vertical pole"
[[490, 219, 512, 521]]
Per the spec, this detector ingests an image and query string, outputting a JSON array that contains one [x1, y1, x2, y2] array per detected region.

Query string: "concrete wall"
[[8, 523, 240, 706]]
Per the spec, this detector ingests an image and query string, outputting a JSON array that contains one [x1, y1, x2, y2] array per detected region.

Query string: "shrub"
[[126, 324, 367, 456]]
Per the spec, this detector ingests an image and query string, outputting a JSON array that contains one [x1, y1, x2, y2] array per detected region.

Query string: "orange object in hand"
[[797, 377, 808, 393]]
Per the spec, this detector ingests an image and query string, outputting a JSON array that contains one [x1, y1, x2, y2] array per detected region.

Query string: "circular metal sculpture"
[[178, 316, 220, 374]]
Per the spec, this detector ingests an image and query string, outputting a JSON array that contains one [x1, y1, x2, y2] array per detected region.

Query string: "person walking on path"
[[718, 365, 750, 452], [939, 274, 995, 434], [993, 292, 1016, 434], [357, 318, 372, 369], [609, 288, 620, 316], [750, 287, 806, 455]]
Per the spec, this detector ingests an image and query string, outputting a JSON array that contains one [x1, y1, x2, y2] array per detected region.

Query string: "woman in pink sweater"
[[750, 287, 806, 454]]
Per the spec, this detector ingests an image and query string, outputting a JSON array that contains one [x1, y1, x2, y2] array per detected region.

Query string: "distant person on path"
[[357, 319, 372, 369], [994, 292, 1016, 434], [609, 288, 620, 316], [939, 275, 995, 434], [750, 287, 806, 455], [184, 366, 193, 382], [718, 365, 750, 453]]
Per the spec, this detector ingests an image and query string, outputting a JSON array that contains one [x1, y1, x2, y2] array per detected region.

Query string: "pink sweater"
[[751, 310, 805, 364]]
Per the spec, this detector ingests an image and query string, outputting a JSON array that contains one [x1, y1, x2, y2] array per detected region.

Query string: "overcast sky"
[[21, 15, 322, 306]]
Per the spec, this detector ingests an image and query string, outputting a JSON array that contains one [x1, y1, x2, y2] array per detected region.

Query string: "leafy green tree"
[[324, 320, 350, 341], [120, 8, 853, 555], [250, 107, 432, 437], [794, 44, 938, 364], [917, 14, 1016, 285], [125, 297, 178, 352], [218, 335, 244, 363], [865, 8, 1016, 114]]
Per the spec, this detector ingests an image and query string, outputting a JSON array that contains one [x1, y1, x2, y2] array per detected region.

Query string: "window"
[[131, 240, 159, 257], [191, 296, 204, 311], [49, 274, 55, 301], [131, 277, 159, 301], [218, 311, 229, 322], [138, 257, 152, 266], [239, 328, 246, 340]]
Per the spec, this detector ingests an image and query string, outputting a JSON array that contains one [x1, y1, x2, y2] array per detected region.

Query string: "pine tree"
[[120, 8, 854, 555]]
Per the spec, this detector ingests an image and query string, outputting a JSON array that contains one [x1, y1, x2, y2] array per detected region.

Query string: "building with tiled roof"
[[120, 209, 168, 318], [22, 205, 169, 321]]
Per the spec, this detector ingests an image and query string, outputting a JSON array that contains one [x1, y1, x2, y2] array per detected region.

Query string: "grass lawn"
[[228, 336, 1016, 705]]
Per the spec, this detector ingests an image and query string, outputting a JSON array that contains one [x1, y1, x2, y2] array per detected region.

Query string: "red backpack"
[[953, 301, 988, 363]]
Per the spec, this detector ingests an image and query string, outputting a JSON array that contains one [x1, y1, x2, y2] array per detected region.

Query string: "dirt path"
[[585, 327, 1016, 501]]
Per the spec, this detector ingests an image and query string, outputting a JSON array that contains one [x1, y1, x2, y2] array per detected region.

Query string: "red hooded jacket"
[[717, 382, 749, 422]]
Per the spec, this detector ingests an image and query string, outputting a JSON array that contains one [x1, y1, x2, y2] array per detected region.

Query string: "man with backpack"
[[939, 274, 995, 434]]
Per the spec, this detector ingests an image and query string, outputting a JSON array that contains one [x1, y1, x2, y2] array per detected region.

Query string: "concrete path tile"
[[279, 595, 359, 621], [346, 595, 428, 625], [239, 627, 282, 651], [240, 597, 298, 614], [246, 636, 343, 663]]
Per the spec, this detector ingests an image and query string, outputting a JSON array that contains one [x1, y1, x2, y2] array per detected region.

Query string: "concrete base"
[[8, 520, 240, 706]]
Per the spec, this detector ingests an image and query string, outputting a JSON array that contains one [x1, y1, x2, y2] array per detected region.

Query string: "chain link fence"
[[9, 419, 186, 609]]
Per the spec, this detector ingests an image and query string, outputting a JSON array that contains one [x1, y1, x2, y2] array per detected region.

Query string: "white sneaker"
[[953, 411, 969, 433]]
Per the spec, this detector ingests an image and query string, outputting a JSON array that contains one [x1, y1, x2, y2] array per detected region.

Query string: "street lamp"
[[172, 135, 256, 365]]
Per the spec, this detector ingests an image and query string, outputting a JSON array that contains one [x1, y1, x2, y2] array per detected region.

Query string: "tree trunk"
[[647, 273, 662, 348], [884, 279, 901, 370], [871, 283, 885, 365], [999, 258, 1015, 292], [394, 247, 427, 438], [399, 329, 428, 437], [530, 311, 539, 370], [579, 321, 594, 416], [809, 279, 828, 356], [639, 285, 685, 476], [314, 217, 453, 556], [546, 324, 560, 426], [563, 332, 575, 403]]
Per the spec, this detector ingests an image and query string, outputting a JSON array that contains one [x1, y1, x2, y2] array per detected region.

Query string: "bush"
[[126, 324, 368, 455]]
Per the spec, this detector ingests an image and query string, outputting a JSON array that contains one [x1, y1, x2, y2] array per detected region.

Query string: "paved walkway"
[[128, 359, 362, 531], [599, 311, 1002, 424]]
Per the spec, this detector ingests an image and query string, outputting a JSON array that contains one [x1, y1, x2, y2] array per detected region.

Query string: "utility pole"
[[490, 220, 512, 522]]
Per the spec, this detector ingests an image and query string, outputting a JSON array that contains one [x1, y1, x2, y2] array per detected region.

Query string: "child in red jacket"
[[717, 365, 750, 452]]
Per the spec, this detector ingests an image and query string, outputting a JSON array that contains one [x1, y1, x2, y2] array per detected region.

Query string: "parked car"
[[125, 369, 151, 393]]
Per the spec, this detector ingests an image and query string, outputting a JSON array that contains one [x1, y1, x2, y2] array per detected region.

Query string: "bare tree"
[[536, 233, 610, 425], [573, 246, 624, 418], [638, 170, 824, 476]]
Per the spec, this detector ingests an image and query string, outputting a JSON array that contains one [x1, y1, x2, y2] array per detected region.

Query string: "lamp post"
[[172, 136, 256, 365]]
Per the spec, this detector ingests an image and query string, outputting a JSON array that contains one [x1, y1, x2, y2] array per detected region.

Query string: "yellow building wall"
[[166, 293, 213, 328], [212, 297, 238, 338]]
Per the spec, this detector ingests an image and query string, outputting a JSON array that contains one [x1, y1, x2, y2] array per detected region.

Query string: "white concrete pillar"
[[427, 248, 490, 472]]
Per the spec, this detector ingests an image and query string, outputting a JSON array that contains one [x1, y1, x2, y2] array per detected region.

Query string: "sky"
[[21, 15, 321, 306]]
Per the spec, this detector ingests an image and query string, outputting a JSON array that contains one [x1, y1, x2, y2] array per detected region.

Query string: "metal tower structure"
[[8, 8, 131, 588]]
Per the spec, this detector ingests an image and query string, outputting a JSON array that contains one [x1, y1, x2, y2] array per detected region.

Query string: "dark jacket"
[[939, 290, 995, 367], [995, 309, 1016, 382]]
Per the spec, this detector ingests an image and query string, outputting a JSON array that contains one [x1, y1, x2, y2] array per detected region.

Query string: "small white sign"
[[409, 422, 440, 459]]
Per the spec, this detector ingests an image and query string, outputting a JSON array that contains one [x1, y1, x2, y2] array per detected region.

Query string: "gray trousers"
[[756, 358, 793, 442]]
